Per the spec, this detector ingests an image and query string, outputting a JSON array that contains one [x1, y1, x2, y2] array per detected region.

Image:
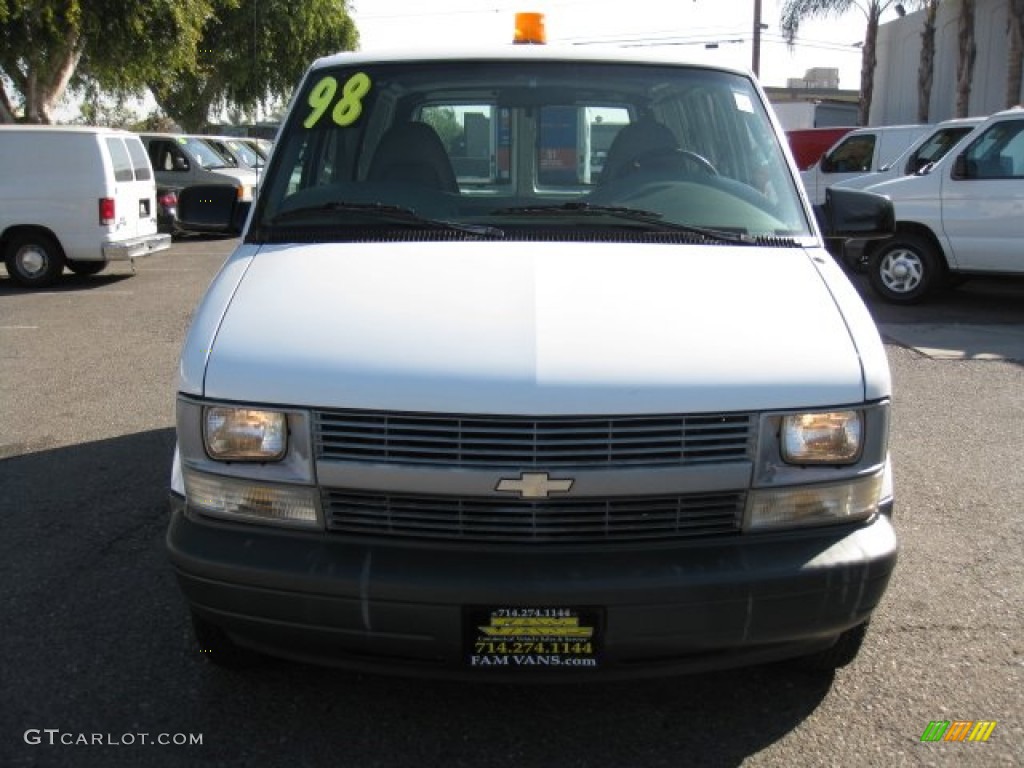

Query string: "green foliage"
[[0, 0, 211, 122], [151, 0, 359, 131], [421, 107, 464, 153]]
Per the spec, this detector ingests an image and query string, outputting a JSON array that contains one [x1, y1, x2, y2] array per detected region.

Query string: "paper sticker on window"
[[733, 92, 754, 114]]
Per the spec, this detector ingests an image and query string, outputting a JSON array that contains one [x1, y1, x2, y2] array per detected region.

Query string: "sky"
[[349, 0, 907, 90]]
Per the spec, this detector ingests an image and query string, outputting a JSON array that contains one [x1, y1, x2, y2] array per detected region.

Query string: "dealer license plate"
[[464, 606, 603, 670]]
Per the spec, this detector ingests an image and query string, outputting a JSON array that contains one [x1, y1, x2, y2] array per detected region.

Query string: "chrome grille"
[[323, 490, 744, 543], [314, 410, 755, 468]]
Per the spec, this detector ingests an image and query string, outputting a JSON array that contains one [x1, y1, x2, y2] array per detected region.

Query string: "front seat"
[[600, 119, 679, 183], [366, 122, 459, 192]]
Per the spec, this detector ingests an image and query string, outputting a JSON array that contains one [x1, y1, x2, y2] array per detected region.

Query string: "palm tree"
[[955, 0, 977, 117], [1008, 0, 1024, 107], [781, 0, 901, 125], [917, 1, 941, 122]]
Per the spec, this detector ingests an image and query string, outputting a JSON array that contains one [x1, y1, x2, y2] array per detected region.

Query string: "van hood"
[[208, 167, 258, 184], [200, 241, 867, 414]]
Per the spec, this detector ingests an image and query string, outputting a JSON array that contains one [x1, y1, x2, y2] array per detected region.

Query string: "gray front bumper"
[[167, 493, 898, 680]]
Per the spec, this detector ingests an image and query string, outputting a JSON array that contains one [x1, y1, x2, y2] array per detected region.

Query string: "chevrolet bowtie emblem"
[[495, 472, 574, 499]]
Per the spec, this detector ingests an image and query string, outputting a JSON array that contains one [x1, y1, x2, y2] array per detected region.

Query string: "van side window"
[[962, 120, 1024, 179], [821, 134, 875, 174], [125, 138, 153, 181], [105, 138, 135, 183]]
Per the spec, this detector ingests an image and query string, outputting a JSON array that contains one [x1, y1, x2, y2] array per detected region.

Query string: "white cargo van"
[[168, 25, 899, 679], [800, 124, 932, 206], [0, 126, 171, 288], [860, 108, 1024, 303], [831, 118, 984, 193]]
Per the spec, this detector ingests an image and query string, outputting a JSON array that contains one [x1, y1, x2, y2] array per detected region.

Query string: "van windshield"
[[252, 59, 810, 242]]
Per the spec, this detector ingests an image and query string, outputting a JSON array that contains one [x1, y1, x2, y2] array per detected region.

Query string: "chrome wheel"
[[877, 247, 924, 295], [4, 232, 65, 288], [867, 233, 945, 305]]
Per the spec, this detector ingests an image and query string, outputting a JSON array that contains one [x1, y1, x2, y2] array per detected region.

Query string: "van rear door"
[[105, 136, 159, 239]]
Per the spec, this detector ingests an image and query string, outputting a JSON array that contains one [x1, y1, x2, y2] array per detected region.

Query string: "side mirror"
[[951, 153, 970, 179], [173, 156, 190, 172], [818, 187, 895, 240], [177, 185, 246, 234]]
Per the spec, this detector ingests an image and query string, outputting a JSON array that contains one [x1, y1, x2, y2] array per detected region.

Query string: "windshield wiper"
[[269, 201, 504, 237], [491, 202, 758, 245]]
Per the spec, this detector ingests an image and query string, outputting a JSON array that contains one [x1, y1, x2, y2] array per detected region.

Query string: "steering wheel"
[[632, 147, 720, 177]]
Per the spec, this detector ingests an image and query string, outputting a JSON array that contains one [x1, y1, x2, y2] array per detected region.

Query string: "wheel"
[[4, 232, 65, 288], [66, 259, 108, 276], [190, 612, 264, 669], [634, 147, 719, 176], [868, 233, 947, 304], [795, 621, 870, 671]]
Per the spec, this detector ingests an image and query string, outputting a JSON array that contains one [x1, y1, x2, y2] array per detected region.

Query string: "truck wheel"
[[796, 621, 870, 671], [4, 232, 65, 288], [190, 612, 264, 669], [66, 259, 108, 276], [868, 234, 946, 304]]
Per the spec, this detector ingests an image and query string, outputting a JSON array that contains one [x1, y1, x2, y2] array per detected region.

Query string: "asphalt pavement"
[[1, 240, 1021, 768]]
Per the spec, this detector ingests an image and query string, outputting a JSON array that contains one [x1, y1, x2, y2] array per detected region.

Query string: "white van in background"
[[0, 126, 171, 288], [860, 108, 1024, 303], [832, 118, 984, 192], [800, 124, 932, 205]]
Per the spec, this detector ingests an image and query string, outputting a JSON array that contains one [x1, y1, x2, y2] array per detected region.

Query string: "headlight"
[[781, 410, 862, 465], [204, 407, 287, 461]]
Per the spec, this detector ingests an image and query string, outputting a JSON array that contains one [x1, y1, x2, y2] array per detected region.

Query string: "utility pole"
[[752, 0, 763, 77]]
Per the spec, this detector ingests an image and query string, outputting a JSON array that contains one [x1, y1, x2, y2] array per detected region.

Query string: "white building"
[[871, 0, 1022, 125]]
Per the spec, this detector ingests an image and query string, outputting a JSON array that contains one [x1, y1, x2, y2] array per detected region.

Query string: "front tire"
[[66, 259, 108, 276], [868, 233, 946, 304], [4, 232, 65, 288]]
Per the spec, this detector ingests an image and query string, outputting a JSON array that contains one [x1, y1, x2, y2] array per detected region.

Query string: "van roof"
[[308, 44, 751, 79], [0, 125, 137, 136]]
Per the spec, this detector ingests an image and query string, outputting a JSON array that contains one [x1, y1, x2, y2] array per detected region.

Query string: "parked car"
[[860, 108, 1024, 303], [800, 123, 933, 206], [139, 133, 257, 234], [0, 126, 170, 288], [167, 24, 898, 679], [201, 135, 265, 172]]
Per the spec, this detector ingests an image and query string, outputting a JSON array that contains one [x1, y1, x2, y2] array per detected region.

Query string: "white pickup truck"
[[861, 108, 1024, 303]]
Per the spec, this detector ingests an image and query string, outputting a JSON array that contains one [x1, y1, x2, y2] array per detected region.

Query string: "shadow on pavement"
[[2, 430, 834, 768]]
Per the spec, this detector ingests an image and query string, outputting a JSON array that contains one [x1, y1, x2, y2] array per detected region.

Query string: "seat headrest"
[[367, 122, 459, 193], [600, 120, 678, 183]]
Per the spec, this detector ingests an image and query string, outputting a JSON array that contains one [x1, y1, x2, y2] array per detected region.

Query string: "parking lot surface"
[[1, 239, 1021, 767]]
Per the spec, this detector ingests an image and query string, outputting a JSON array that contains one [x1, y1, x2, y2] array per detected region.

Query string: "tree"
[[149, 0, 359, 132], [1008, 0, 1024, 107], [0, 0, 211, 124], [955, 0, 976, 117], [781, 0, 902, 125], [917, 1, 941, 122]]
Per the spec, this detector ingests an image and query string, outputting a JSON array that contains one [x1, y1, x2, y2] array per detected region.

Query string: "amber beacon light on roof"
[[513, 12, 546, 44]]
